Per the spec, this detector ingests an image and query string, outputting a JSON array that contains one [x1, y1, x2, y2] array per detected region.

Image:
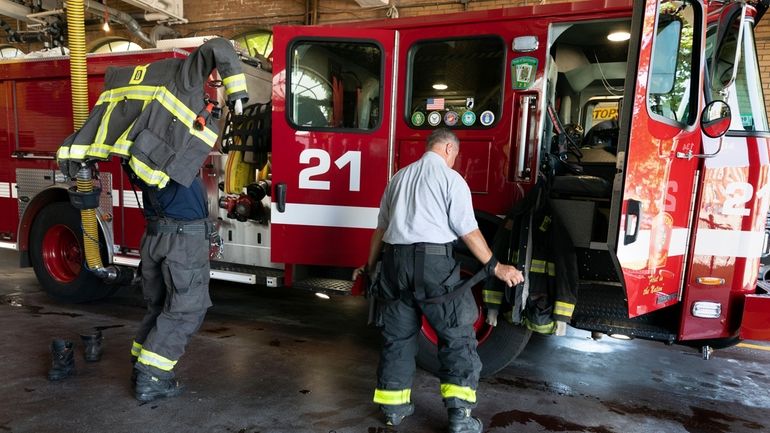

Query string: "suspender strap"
[[414, 245, 427, 302]]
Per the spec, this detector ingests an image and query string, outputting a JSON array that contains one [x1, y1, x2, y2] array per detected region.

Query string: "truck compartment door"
[[271, 27, 397, 267], [610, 0, 705, 317]]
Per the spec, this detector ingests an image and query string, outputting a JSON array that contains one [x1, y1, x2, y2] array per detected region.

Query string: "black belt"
[[146, 219, 211, 236], [384, 242, 453, 256]]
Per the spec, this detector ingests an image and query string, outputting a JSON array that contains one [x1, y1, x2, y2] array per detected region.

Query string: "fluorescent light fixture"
[[607, 31, 630, 42], [609, 333, 632, 340], [315, 292, 330, 300], [432, 83, 448, 90]]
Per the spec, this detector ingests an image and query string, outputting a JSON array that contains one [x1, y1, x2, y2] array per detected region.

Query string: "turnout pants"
[[131, 219, 212, 378], [373, 243, 482, 409]]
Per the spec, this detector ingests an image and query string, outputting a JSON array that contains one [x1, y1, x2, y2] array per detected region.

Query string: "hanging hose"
[[67, 0, 103, 270]]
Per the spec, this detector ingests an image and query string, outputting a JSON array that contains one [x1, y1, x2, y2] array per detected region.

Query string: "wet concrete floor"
[[0, 249, 768, 433]]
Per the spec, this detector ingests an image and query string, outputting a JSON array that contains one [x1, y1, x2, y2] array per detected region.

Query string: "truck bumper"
[[740, 294, 770, 341]]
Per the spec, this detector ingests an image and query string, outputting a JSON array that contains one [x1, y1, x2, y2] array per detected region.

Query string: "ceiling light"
[[607, 31, 630, 42], [102, 20, 111, 32], [432, 83, 448, 90], [315, 292, 330, 300]]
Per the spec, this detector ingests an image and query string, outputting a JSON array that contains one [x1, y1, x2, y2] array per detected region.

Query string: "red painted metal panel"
[[740, 294, 770, 340], [614, 0, 705, 318]]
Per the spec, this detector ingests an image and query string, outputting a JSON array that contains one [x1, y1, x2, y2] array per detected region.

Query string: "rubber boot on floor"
[[48, 339, 75, 381], [134, 371, 185, 402], [79, 330, 103, 362]]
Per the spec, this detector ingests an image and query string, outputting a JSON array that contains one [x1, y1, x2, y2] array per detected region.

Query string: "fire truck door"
[[271, 27, 397, 267], [610, 0, 706, 317]]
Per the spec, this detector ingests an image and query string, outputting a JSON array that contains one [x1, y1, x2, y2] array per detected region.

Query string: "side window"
[[288, 40, 382, 130], [647, 0, 699, 126], [407, 37, 504, 129], [708, 16, 768, 133]]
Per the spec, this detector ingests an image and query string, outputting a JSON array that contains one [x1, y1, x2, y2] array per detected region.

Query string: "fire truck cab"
[[1, 0, 769, 377], [269, 0, 770, 373]]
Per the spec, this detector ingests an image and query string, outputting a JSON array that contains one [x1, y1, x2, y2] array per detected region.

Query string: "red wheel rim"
[[41, 224, 82, 283], [420, 268, 494, 346]]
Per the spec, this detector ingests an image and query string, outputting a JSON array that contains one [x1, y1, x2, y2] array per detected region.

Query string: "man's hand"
[[352, 266, 366, 281], [486, 309, 499, 327], [494, 263, 524, 287]]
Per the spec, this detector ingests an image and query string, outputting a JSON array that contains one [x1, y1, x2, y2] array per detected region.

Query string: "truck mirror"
[[700, 100, 731, 138]]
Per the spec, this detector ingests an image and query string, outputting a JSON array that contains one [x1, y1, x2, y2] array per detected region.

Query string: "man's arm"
[[352, 227, 386, 281], [460, 229, 523, 288]]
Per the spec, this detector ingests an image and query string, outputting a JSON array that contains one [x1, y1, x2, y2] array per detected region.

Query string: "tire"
[[415, 253, 533, 377], [29, 202, 115, 303]]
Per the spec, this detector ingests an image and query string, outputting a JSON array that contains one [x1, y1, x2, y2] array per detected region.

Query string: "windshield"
[[708, 19, 768, 132]]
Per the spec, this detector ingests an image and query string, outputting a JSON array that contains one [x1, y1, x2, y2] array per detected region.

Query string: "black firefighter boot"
[[79, 330, 103, 362], [47, 339, 75, 381], [447, 408, 483, 433], [134, 371, 185, 402]]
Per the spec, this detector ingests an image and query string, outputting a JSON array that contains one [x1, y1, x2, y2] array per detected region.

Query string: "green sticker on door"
[[511, 56, 538, 90]]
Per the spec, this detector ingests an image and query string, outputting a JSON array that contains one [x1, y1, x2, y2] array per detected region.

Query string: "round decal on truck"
[[428, 111, 442, 126], [411, 111, 426, 127], [480, 110, 495, 126], [461, 111, 476, 126], [444, 111, 459, 126]]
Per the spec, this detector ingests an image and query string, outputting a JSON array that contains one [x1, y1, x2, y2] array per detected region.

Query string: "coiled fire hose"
[[68, 0, 102, 270]]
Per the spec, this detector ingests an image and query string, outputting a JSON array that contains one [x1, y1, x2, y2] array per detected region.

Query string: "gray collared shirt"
[[378, 151, 478, 244]]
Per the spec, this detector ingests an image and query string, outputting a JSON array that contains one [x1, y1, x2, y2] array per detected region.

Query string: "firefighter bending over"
[[353, 128, 523, 433], [58, 38, 249, 401]]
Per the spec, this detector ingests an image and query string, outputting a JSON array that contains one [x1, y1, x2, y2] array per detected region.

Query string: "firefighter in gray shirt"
[[354, 128, 523, 433]]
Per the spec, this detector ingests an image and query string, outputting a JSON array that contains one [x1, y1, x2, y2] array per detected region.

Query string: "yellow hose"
[[68, 0, 102, 270]]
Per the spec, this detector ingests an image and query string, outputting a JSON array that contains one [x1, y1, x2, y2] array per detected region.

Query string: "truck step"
[[209, 261, 284, 287], [291, 277, 354, 296], [571, 283, 678, 343]]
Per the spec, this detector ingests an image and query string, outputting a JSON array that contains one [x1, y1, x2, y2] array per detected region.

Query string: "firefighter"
[[353, 128, 523, 433], [57, 38, 248, 401]]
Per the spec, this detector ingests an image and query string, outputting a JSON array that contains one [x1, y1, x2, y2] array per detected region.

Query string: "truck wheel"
[[416, 254, 532, 377], [29, 202, 114, 303]]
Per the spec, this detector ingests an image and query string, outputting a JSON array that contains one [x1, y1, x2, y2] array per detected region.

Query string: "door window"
[[647, 1, 699, 126], [407, 37, 505, 128], [708, 18, 768, 132], [288, 40, 382, 130]]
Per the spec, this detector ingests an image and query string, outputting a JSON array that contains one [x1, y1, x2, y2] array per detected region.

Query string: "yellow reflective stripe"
[[523, 317, 555, 334], [56, 146, 70, 160], [129, 157, 170, 189], [155, 88, 218, 147], [483, 290, 503, 304], [529, 260, 555, 275], [223, 73, 247, 95], [373, 388, 411, 405], [68, 144, 92, 160], [530, 260, 547, 274], [554, 301, 575, 317], [93, 100, 118, 146], [85, 143, 114, 159], [97, 85, 158, 104], [137, 348, 177, 371], [440, 384, 476, 403], [131, 341, 142, 357]]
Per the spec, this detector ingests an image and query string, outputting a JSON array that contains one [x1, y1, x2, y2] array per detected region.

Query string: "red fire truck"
[[1, 0, 769, 376]]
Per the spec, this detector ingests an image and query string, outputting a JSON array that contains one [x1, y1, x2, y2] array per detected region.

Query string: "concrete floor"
[[0, 250, 768, 433]]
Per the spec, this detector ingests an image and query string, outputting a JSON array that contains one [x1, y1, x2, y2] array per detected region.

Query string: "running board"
[[571, 283, 678, 344], [209, 261, 284, 287], [292, 277, 354, 296]]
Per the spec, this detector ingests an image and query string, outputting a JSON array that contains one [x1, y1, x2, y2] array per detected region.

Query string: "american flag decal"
[[426, 98, 445, 110]]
